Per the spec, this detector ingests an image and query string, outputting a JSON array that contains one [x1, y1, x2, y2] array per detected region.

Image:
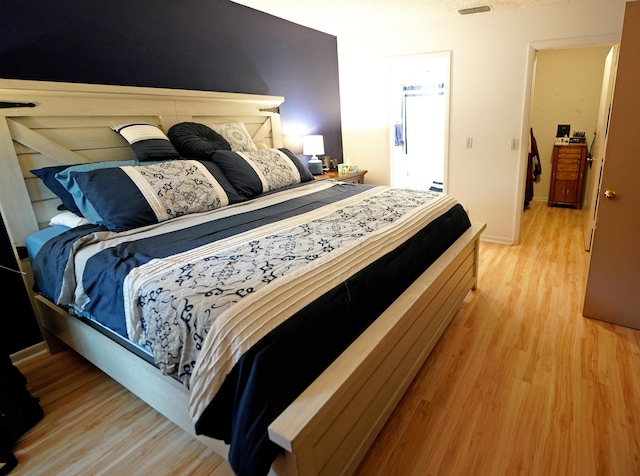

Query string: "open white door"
[[582, 46, 618, 251]]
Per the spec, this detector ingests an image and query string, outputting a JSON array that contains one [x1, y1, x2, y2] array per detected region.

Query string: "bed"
[[0, 79, 485, 476]]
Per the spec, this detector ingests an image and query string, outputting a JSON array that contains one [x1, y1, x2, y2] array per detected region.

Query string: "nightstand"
[[314, 170, 367, 184]]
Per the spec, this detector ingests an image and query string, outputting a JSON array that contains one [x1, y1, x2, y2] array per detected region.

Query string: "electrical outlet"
[[466, 137, 473, 148], [511, 138, 519, 150]]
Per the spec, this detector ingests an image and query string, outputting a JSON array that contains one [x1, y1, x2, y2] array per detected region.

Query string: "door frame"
[[582, 45, 618, 251], [387, 51, 451, 192], [514, 34, 621, 245]]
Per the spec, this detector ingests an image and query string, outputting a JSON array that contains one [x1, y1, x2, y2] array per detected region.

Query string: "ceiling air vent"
[[458, 5, 491, 15]]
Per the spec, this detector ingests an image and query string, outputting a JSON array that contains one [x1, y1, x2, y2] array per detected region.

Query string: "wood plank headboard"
[[0, 79, 284, 317], [0, 79, 285, 252]]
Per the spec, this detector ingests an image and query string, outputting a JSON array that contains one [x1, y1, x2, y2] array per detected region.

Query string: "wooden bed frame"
[[0, 79, 485, 475]]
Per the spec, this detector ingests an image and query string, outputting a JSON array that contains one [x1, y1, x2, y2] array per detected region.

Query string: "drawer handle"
[[604, 189, 616, 200]]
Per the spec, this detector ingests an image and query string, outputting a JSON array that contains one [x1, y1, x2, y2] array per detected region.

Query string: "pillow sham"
[[31, 164, 83, 216], [210, 122, 258, 152], [68, 160, 244, 232], [54, 160, 139, 224], [30, 159, 139, 217], [209, 148, 314, 198], [111, 122, 181, 162], [167, 122, 231, 158]]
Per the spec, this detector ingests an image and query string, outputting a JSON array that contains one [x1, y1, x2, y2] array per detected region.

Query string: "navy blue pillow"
[[279, 148, 314, 183], [30, 164, 83, 215], [69, 160, 244, 232], [202, 161, 245, 205], [31, 160, 143, 221], [210, 148, 314, 198]]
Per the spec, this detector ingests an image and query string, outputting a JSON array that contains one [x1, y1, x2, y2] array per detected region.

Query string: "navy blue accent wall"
[[0, 0, 343, 352], [0, 0, 343, 160]]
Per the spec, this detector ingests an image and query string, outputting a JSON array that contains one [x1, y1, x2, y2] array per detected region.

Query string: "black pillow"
[[168, 122, 231, 159]]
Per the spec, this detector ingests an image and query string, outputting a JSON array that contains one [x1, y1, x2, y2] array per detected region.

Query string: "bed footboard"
[[268, 222, 485, 476]]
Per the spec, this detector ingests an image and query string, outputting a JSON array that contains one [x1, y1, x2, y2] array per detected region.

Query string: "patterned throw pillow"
[[210, 148, 313, 198], [68, 160, 241, 231], [211, 122, 258, 152]]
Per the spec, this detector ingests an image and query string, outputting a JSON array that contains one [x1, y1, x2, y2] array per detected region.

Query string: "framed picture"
[[556, 124, 570, 137]]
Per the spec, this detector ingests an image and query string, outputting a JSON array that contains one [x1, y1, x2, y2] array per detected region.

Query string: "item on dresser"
[[338, 163, 360, 175], [307, 156, 323, 175], [302, 135, 324, 175], [570, 131, 587, 144], [556, 124, 571, 137]]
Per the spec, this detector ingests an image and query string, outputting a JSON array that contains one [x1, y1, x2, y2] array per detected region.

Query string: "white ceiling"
[[232, 0, 569, 36]]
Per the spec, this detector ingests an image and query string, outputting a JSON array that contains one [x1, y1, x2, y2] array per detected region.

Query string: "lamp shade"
[[302, 135, 325, 157]]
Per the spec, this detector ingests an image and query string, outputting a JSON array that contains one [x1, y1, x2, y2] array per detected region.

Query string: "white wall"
[[337, 0, 628, 244]]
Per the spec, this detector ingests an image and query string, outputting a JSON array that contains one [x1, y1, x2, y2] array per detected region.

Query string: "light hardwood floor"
[[12, 201, 640, 475]]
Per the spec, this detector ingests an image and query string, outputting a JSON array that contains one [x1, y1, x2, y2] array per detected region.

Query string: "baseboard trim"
[[11, 342, 48, 364]]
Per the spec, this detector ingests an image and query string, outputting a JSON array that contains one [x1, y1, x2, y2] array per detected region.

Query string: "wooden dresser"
[[548, 144, 587, 209]]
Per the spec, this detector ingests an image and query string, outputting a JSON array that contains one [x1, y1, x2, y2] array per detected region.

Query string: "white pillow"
[[211, 122, 258, 152], [49, 211, 90, 228]]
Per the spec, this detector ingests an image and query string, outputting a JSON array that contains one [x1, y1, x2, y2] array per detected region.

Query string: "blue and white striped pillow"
[[68, 160, 242, 231], [112, 122, 181, 162], [210, 148, 314, 198]]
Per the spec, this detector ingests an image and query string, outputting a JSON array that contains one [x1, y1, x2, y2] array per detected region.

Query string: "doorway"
[[389, 52, 450, 191], [523, 43, 617, 244]]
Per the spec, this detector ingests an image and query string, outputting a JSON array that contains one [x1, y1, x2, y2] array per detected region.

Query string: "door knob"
[[604, 189, 616, 200]]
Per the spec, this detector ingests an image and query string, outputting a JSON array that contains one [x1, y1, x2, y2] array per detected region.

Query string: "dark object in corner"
[[0, 354, 43, 475], [524, 127, 541, 209]]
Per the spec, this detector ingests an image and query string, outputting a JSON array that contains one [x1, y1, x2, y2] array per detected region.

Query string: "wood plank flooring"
[[11, 201, 640, 475], [356, 202, 640, 475]]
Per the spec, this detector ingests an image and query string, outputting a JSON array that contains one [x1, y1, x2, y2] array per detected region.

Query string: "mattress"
[[30, 179, 471, 475]]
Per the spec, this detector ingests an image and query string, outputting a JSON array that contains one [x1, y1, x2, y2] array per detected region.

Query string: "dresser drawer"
[[557, 171, 579, 180], [556, 157, 580, 180], [557, 162, 579, 172], [557, 148, 583, 159], [557, 157, 580, 165]]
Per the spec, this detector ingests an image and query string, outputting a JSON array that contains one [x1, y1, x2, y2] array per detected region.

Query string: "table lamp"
[[303, 135, 324, 175]]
